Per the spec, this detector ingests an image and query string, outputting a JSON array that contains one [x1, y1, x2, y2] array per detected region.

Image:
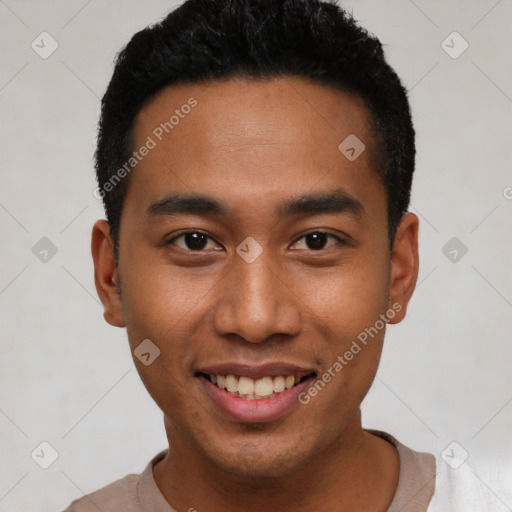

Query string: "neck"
[[153, 412, 399, 512]]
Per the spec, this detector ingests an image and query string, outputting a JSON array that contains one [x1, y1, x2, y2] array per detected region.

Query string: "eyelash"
[[166, 230, 346, 252]]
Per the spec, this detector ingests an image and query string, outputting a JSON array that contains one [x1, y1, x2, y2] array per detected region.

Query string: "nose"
[[212, 250, 302, 344]]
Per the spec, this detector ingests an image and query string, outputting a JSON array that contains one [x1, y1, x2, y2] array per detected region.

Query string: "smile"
[[195, 364, 317, 422], [198, 373, 312, 400]]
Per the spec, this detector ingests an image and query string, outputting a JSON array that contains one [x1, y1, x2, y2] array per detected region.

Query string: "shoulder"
[[428, 460, 511, 512], [61, 450, 169, 512], [366, 429, 511, 511], [62, 473, 140, 511]]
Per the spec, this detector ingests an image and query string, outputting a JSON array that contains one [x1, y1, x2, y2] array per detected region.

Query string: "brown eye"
[[292, 231, 344, 251], [169, 232, 218, 251]]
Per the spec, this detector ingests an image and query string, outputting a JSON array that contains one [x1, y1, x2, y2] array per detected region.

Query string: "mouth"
[[195, 364, 317, 423], [197, 372, 315, 400]]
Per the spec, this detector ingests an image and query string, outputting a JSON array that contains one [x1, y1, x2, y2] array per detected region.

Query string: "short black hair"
[[95, 0, 415, 257]]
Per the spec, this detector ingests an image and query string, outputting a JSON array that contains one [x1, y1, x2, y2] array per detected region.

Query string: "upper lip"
[[196, 362, 316, 380]]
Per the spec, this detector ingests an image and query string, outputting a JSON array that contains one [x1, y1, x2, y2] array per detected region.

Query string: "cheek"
[[120, 260, 217, 342], [120, 271, 198, 416], [298, 250, 390, 336], [118, 264, 209, 406], [298, 250, 389, 400]]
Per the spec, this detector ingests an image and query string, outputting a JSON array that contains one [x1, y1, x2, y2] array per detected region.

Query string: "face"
[[93, 76, 418, 479]]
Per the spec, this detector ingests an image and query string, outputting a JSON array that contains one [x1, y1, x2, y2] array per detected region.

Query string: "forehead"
[[126, 76, 383, 221]]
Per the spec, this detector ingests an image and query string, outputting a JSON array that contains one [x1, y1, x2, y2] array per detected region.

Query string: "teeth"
[[254, 376, 274, 396], [273, 376, 285, 392], [207, 373, 303, 399], [225, 374, 238, 392], [285, 375, 295, 389], [238, 376, 255, 395]]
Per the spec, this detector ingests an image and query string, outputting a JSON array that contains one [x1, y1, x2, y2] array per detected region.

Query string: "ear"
[[91, 220, 126, 328], [387, 213, 419, 324]]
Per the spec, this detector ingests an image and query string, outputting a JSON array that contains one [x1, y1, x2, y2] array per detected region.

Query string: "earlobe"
[[91, 220, 126, 328], [387, 213, 419, 325]]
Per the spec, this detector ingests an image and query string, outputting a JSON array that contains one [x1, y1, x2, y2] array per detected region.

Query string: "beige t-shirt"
[[62, 430, 436, 512]]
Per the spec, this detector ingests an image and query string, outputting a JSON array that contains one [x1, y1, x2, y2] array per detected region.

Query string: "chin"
[[199, 434, 314, 480]]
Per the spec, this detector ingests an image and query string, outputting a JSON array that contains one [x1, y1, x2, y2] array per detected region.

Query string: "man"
[[64, 0, 488, 510]]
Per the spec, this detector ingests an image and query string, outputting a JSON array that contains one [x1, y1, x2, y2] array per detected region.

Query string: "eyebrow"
[[146, 188, 364, 220]]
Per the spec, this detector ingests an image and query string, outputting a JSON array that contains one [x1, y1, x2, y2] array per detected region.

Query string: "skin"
[[92, 76, 419, 512]]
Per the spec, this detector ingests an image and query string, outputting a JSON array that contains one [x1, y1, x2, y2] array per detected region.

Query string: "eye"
[[291, 231, 344, 251], [167, 231, 220, 252], [167, 230, 345, 253]]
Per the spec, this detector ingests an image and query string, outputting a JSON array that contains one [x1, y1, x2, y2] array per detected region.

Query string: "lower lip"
[[198, 375, 313, 423]]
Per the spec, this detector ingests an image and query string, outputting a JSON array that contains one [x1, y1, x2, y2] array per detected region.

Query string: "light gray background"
[[1, 1, 511, 510]]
